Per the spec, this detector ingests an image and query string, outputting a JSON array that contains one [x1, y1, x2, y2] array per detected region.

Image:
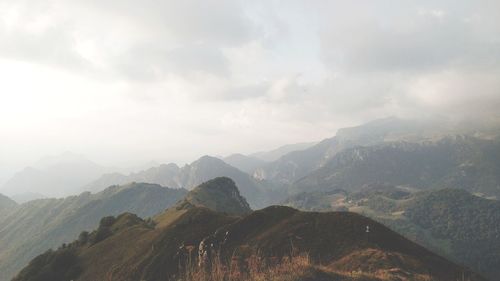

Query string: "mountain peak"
[[176, 177, 251, 215], [195, 155, 226, 164]]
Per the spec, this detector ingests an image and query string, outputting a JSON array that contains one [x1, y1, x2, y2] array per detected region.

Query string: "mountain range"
[[4, 117, 500, 280], [292, 135, 500, 198], [13, 177, 484, 281], [0, 183, 187, 281], [1, 152, 107, 199], [84, 155, 283, 209], [249, 141, 317, 162]]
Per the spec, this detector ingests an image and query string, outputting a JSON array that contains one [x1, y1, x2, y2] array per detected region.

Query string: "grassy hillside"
[[0, 183, 186, 281], [14, 180, 484, 281], [0, 193, 17, 212], [403, 189, 500, 279], [15, 206, 483, 281], [284, 186, 500, 280]]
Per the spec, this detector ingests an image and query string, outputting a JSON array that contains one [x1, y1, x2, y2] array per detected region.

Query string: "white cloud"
[[0, 0, 499, 176]]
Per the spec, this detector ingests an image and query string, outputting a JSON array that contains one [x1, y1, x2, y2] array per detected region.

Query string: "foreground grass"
[[175, 253, 438, 281]]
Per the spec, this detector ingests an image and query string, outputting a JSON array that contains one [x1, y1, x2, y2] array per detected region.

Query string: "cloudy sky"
[[1, 0, 500, 179]]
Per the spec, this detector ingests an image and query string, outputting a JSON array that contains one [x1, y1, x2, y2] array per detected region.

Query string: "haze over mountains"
[[83, 155, 282, 209], [3, 117, 500, 280], [3, 1, 500, 280], [5, 117, 499, 202], [293, 135, 500, 197], [1, 152, 107, 199]]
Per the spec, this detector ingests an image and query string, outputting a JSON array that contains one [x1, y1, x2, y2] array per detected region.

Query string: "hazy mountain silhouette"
[[250, 141, 317, 162], [292, 136, 500, 198], [222, 153, 267, 174], [85, 155, 282, 208], [1, 152, 107, 198]]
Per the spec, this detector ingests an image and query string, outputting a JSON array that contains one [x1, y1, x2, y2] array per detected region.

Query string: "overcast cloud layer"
[[1, 0, 500, 180]]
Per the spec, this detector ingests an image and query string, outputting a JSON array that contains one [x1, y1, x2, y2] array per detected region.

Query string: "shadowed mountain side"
[[402, 189, 500, 279], [206, 206, 482, 281], [283, 186, 500, 280], [0, 193, 17, 212], [222, 154, 267, 174], [0, 183, 186, 281], [292, 136, 500, 198], [14, 179, 484, 281], [253, 117, 447, 185]]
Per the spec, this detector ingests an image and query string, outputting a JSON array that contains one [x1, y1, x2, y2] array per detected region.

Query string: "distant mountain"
[[284, 186, 500, 280], [292, 136, 500, 198], [335, 116, 449, 144], [222, 153, 267, 174], [253, 137, 342, 184], [253, 117, 444, 185], [85, 156, 282, 208], [14, 180, 483, 281], [9, 192, 46, 204], [250, 141, 317, 162], [0, 182, 187, 281], [83, 163, 181, 193], [178, 156, 282, 208], [82, 172, 129, 192], [1, 152, 107, 198]]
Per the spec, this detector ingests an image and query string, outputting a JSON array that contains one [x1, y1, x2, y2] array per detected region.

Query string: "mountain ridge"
[[291, 136, 500, 198], [0, 182, 187, 281], [84, 155, 281, 208], [13, 179, 485, 281], [283, 186, 500, 280]]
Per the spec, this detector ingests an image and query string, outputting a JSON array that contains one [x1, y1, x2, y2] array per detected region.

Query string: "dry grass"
[[176, 252, 389, 281], [175, 251, 468, 281], [178, 253, 316, 281]]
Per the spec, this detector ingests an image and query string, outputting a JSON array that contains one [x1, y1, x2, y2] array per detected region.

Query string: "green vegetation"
[[0, 193, 17, 211], [293, 136, 500, 199], [13, 180, 483, 281], [12, 213, 147, 281], [282, 190, 348, 211], [404, 189, 500, 279], [178, 177, 252, 215], [287, 186, 500, 280], [86, 155, 283, 209], [12, 248, 81, 281], [0, 182, 187, 281]]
